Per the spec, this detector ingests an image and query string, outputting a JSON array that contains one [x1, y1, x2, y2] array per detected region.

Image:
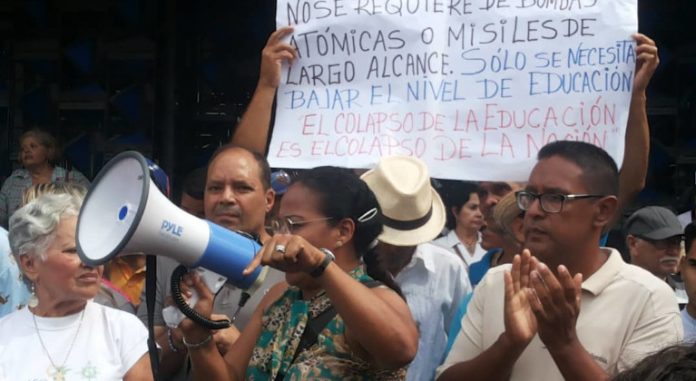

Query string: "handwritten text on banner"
[[269, 0, 638, 181]]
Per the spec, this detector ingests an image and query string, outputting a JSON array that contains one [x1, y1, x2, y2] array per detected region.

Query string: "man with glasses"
[[438, 140, 682, 381], [625, 206, 686, 307]]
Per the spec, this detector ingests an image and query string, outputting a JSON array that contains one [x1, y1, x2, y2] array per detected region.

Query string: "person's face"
[[20, 136, 50, 168], [454, 193, 484, 231], [681, 241, 696, 309], [478, 182, 519, 216], [522, 156, 607, 263], [481, 213, 505, 250], [628, 235, 682, 279], [180, 192, 205, 219], [24, 216, 103, 305], [204, 149, 274, 236], [277, 183, 340, 286]]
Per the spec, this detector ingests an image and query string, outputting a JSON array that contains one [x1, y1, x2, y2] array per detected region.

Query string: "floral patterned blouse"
[[246, 266, 407, 381]]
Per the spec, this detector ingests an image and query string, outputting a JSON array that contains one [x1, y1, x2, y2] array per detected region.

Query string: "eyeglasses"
[[270, 216, 333, 234], [515, 191, 605, 214], [639, 236, 683, 251]]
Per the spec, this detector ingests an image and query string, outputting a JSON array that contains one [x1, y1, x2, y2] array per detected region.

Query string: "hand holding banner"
[[269, 0, 638, 181]]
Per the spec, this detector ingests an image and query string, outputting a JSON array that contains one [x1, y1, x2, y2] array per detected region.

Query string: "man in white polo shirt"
[[437, 140, 682, 381]]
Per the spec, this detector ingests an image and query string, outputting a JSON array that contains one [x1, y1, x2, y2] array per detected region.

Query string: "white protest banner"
[[268, 0, 638, 181]]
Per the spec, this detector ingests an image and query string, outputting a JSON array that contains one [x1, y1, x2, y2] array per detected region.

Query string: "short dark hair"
[[538, 141, 618, 196], [207, 144, 272, 190], [611, 344, 696, 381], [442, 181, 480, 230], [686, 222, 696, 254], [182, 167, 207, 200]]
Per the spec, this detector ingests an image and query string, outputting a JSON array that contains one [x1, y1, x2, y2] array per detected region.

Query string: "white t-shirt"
[[0, 301, 149, 381]]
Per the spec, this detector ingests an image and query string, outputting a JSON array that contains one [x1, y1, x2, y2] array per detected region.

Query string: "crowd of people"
[[0, 26, 695, 381]]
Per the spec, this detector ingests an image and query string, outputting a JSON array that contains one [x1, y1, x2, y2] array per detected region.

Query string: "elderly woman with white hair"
[[0, 193, 152, 381]]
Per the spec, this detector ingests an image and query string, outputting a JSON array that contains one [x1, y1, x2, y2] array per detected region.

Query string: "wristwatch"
[[310, 248, 335, 278]]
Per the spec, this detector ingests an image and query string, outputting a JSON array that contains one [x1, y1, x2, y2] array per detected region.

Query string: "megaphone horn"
[[76, 151, 263, 289]]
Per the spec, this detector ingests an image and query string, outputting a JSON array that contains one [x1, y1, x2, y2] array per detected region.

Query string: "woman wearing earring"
[[0, 193, 152, 381], [0, 129, 90, 228], [179, 167, 418, 380]]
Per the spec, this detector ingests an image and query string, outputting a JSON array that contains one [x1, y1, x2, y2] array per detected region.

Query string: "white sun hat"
[[361, 156, 446, 246]]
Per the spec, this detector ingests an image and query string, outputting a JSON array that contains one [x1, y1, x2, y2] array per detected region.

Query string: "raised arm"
[[231, 27, 296, 154], [613, 34, 659, 226], [317, 259, 418, 368]]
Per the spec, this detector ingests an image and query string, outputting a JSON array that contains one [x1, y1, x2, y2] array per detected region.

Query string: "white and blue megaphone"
[[76, 151, 264, 291]]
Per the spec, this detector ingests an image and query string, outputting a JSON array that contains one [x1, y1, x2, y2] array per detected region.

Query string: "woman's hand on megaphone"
[[211, 317, 241, 356], [179, 272, 215, 341], [243, 234, 325, 275]]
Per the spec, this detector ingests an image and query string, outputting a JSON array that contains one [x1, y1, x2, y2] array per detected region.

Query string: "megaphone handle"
[[170, 265, 232, 330]]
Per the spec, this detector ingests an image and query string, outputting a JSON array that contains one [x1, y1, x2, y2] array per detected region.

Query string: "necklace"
[[463, 238, 477, 247], [462, 236, 478, 254], [32, 308, 86, 381]]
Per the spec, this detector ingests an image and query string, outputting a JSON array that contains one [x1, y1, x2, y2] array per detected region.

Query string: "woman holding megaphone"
[[179, 166, 418, 380]]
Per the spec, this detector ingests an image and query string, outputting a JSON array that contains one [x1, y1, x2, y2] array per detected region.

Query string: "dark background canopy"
[[0, 0, 693, 212]]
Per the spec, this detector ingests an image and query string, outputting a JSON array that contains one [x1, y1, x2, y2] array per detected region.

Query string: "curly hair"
[[9, 193, 83, 261]]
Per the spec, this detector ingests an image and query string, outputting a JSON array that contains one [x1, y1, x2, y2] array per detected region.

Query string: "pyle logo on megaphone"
[[161, 219, 184, 238]]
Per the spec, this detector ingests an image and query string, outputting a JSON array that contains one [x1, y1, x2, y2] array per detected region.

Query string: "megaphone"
[[76, 151, 263, 290]]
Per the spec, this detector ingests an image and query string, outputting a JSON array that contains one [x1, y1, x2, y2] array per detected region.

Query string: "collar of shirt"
[[581, 248, 622, 296], [13, 166, 66, 181], [444, 230, 482, 252], [52, 166, 67, 181], [13, 169, 30, 180], [441, 230, 461, 249], [401, 243, 439, 275], [107, 257, 146, 304]]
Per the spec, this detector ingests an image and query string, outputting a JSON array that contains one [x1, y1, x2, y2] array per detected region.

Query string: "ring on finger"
[[274, 244, 286, 254]]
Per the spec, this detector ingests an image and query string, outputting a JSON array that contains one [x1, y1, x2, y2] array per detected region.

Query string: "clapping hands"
[[503, 250, 583, 351]]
